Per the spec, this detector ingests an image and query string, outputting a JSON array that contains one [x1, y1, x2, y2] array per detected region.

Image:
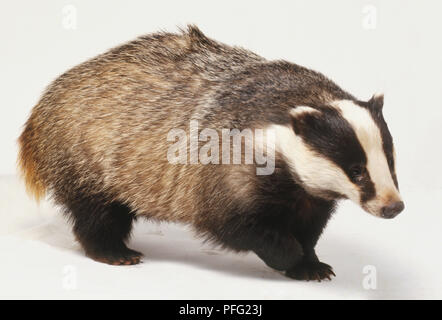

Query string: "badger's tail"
[[17, 118, 47, 202]]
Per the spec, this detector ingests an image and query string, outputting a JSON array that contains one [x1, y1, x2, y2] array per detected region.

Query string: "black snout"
[[381, 201, 404, 219]]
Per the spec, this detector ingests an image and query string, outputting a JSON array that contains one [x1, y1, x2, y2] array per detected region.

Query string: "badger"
[[18, 25, 404, 281]]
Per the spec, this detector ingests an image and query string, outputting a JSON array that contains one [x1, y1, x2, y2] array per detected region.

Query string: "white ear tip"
[[290, 106, 320, 117], [373, 92, 384, 99], [370, 93, 384, 109]]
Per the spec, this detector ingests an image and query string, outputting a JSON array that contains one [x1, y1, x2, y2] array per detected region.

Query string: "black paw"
[[285, 260, 335, 281], [87, 247, 143, 266]]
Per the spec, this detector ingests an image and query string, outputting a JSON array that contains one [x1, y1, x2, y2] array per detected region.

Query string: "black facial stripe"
[[291, 106, 376, 202], [359, 171, 376, 202]]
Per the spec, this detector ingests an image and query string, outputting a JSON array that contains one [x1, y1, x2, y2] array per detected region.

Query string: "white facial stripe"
[[332, 100, 401, 202], [268, 124, 360, 202]]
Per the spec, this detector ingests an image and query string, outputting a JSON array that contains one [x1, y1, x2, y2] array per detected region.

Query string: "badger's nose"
[[381, 201, 404, 219]]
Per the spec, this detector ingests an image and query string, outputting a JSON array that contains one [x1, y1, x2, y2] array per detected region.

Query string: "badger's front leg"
[[206, 195, 335, 280], [252, 229, 335, 281], [249, 228, 335, 281], [285, 199, 336, 281], [206, 210, 304, 272], [285, 248, 335, 281], [252, 232, 304, 272]]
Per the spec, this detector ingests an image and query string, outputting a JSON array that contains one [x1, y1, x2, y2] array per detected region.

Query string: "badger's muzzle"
[[380, 200, 404, 219], [362, 191, 404, 219]]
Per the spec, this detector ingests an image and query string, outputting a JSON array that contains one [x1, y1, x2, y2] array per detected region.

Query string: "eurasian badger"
[[18, 25, 403, 281]]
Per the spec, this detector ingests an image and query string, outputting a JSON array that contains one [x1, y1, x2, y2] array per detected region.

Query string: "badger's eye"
[[349, 165, 365, 181]]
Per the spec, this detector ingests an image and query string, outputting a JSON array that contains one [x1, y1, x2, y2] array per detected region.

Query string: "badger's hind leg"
[[63, 192, 142, 265]]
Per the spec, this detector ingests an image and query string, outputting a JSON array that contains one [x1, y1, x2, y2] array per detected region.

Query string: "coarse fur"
[[18, 25, 402, 280]]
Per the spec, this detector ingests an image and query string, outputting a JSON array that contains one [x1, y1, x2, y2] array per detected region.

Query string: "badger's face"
[[274, 94, 403, 218]]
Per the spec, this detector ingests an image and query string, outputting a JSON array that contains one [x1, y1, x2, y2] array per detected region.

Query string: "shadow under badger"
[[18, 26, 404, 281]]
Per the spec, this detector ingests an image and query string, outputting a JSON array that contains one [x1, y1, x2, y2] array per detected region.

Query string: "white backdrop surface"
[[0, 0, 441, 299]]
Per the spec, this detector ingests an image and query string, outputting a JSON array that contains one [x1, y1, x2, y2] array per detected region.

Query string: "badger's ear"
[[369, 93, 384, 112], [290, 106, 321, 134]]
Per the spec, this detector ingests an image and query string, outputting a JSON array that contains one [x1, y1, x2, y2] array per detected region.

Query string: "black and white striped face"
[[273, 94, 404, 218]]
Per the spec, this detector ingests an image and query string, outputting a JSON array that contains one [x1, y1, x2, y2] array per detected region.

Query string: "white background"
[[1, 0, 441, 299]]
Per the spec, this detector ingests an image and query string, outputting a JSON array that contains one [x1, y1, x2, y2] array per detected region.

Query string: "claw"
[[313, 272, 321, 282], [87, 248, 143, 266], [285, 261, 335, 281]]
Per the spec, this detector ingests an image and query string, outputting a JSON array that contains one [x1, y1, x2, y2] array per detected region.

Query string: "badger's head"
[[275, 94, 404, 219]]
